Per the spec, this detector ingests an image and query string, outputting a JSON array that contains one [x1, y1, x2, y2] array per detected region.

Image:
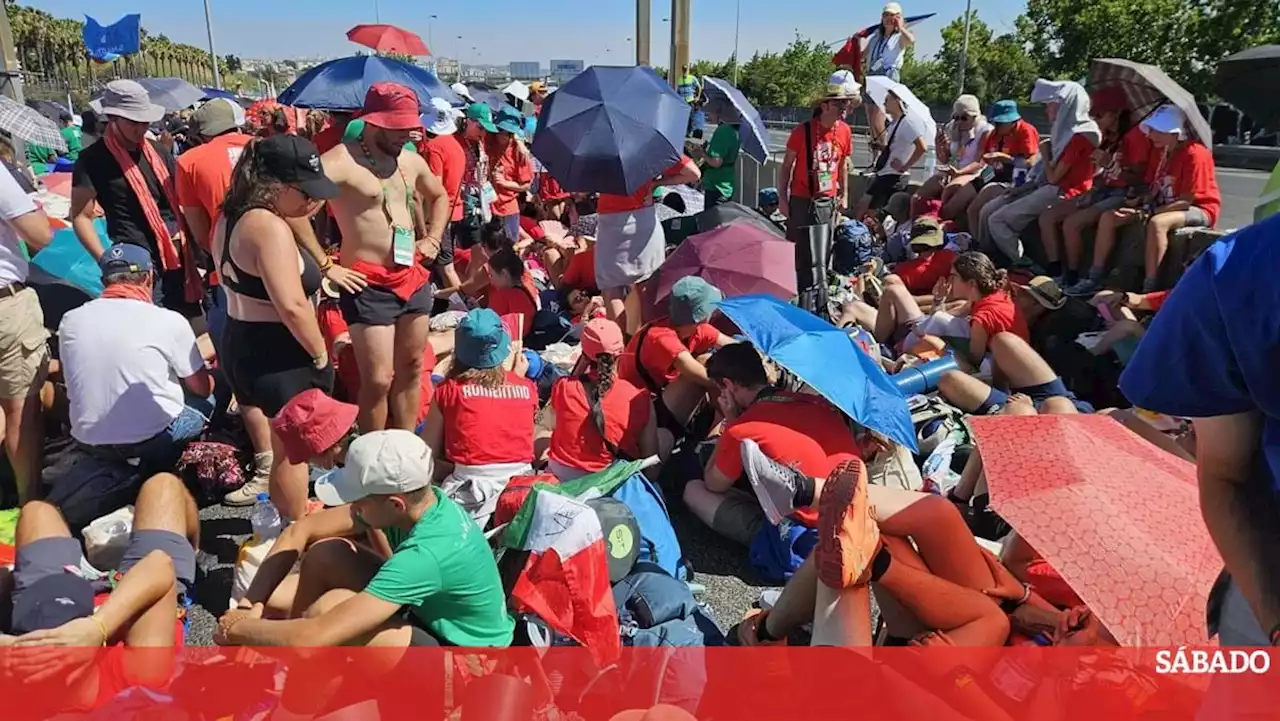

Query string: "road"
[[758, 126, 1266, 231]]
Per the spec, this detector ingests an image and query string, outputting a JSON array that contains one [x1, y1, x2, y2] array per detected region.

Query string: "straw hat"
[[818, 70, 862, 103]]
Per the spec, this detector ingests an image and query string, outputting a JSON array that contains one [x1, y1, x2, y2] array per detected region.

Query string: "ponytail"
[[221, 138, 277, 222], [951, 251, 1008, 296]]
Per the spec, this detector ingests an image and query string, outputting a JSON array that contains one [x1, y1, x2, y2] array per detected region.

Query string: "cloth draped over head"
[[1031, 79, 1101, 161]]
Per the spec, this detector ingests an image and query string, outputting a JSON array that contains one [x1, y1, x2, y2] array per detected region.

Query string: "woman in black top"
[[214, 134, 338, 519]]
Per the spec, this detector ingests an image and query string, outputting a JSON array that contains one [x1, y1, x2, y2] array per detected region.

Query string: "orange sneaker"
[[816, 458, 881, 590]]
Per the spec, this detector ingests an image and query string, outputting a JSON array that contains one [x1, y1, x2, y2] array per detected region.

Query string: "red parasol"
[[346, 24, 430, 56], [969, 414, 1222, 647], [654, 220, 797, 304]]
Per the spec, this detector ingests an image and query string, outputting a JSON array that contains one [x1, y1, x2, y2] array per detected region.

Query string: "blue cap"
[[455, 308, 512, 370], [758, 187, 779, 206], [669, 276, 723, 326], [990, 99, 1021, 124], [495, 104, 524, 135], [99, 243, 153, 275]]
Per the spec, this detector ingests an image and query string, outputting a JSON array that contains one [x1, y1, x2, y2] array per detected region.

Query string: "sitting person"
[[452, 217, 514, 301], [683, 342, 862, 546], [1056, 88, 1150, 293], [541, 318, 664, 480], [916, 94, 992, 222], [961, 100, 1041, 234], [937, 331, 1092, 414], [882, 216, 957, 297], [1074, 104, 1220, 295], [618, 276, 734, 438], [857, 88, 930, 216], [0, 472, 198, 713], [485, 246, 540, 338], [986, 80, 1099, 263], [421, 309, 537, 528]]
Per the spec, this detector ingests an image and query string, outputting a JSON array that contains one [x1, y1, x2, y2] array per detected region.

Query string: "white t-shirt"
[[0, 166, 38, 287], [867, 29, 906, 74], [59, 298, 204, 445], [878, 117, 925, 176]]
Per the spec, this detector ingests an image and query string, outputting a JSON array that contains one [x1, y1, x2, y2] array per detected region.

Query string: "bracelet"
[[90, 614, 109, 646]]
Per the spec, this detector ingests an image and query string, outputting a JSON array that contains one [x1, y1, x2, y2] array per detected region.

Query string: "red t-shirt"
[[982, 119, 1040, 158], [1145, 290, 1170, 312], [561, 247, 597, 292], [434, 372, 538, 465], [1100, 125, 1152, 188], [487, 280, 539, 338], [519, 215, 545, 241], [784, 119, 853, 200], [424, 134, 467, 223], [597, 156, 697, 215], [969, 290, 1030, 342], [317, 303, 435, 423], [547, 376, 652, 473], [892, 249, 956, 295], [713, 391, 863, 527], [487, 139, 533, 217], [175, 133, 252, 253], [1052, 134, 1096, 199], [1145, 141, 1220, 226], [618, 319, 721, 391]]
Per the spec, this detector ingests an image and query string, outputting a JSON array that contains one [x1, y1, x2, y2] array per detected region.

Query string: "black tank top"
[[220, 208, 323, 301]]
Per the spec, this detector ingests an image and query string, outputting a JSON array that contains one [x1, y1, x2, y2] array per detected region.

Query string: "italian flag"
[[502, 461, 647, 666]]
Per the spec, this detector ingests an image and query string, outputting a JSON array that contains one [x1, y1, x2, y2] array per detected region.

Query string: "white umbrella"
[[864, 75, 936, 144], [0, 96, 68, 152]]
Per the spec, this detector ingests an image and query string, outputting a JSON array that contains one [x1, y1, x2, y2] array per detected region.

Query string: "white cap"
[[1140, 103, 1186, 138], [883, 2, 903, 15], [503, 80, 530, 102], [422, 97, 462, 136], [824, 69, 862, 99], [450, 82, 475, 102], [314, 430, 434, 506]]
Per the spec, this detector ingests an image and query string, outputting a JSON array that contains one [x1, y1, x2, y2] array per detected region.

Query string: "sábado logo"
[[1155, 648, 1271, 675]]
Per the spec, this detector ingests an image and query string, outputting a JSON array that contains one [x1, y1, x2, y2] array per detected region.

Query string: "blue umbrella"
[[717, 295, 917, 452], [700, 77, 769, 164], [278, 55, 460, 111], [201, 87, 237, 101], [530, 65, 689, 196]]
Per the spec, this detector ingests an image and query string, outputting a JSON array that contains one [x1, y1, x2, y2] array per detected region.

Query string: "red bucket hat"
[[360, 82, 423, 131], [270, 389, 359, 465], [1090, 86, 1129, 115]]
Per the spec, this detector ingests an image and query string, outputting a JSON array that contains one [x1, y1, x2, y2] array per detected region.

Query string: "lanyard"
[[360, 137, 416, 228]]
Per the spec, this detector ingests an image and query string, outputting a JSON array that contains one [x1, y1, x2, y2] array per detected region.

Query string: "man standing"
[[320, 83, 450, 432], [70, 80, 202, 319], [0, 167, 53, 505], [59, 112, 83, 162], [421, 97, 467, 295]]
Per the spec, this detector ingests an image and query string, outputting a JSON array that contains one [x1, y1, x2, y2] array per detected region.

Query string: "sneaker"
[[223, 473, 269, 506], [1064, 277, 1101, 297], [740, 439, 803, 526], [816, 458, 881, 590]]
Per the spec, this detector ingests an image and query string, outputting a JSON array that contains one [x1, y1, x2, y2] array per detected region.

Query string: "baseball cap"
[[581, 318, 625, 358], [256, 134, 340, 200], [883, 2, 903, 15], [466, 102, 498, 133], [450, 82, 475, 103], [495, 104, 525, 135], [588, 497, 641, 584], [271, 389, 359, 464], [11, 572, 95, 634], [908, 216, 946, 249], [360, 82, 423, 131], [100, 243, 154, 275], [422, 97, 462, 137], [96, 79, 165, 124], [528, 81, 547, 95], [313, 430, 434, 506], [669, 276, 723, 326], [193, 97, 246, 137], [455, 308, 512, 370], [1019, 275, 1067, 311]]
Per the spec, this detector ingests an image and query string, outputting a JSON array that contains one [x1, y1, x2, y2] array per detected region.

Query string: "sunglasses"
[[952, 114, 975, 121]]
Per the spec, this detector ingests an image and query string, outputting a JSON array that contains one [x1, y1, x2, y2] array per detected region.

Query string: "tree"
[[223, 54, 243, 74], [736, 36, 836, 107]]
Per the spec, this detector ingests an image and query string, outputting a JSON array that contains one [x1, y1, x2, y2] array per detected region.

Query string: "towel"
[[1032, 79, 1101, 161]]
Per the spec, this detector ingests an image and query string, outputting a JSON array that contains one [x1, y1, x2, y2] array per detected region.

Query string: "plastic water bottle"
[[250, 493, 284, 542], [922, 144, 937, 178]]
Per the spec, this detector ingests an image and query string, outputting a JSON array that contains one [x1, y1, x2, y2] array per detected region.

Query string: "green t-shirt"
[[364, 488, 514, 646], [702, 124, 740, 200], [342, 119, 417, 152], [25, 143, 54, 175], [60, 126, 83, 161]]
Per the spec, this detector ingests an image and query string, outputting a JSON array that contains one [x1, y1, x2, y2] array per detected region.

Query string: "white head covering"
[[824, 69, 862, 100], [883, 2, 903, 15], [422, 97, 462, 136], [450, 82, 475, 103], [1140, 103, 1186, 139], [1031, 79, 1100, 161]]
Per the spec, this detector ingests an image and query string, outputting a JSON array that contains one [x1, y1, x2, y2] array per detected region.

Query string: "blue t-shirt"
[[1119, 214, 1280, 491]]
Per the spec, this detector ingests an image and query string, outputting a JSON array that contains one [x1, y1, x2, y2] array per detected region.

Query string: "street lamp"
[[958, 0, 973, 93], [733, 0, 740, 85], [202, 0, 221, 88], [373, 0, 381, 23]]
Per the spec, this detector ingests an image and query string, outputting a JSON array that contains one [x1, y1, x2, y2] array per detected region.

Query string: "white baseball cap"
[[422, 97, 462, 137], [314, 430, 434, 506], [451, 82, 475, 103], [883, 2, 903, 15]]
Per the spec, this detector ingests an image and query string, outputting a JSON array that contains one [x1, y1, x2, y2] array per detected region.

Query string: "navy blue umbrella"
[[700, 77, 769, 164], [201, 87, 237, 101], [278, 55, 460, 111], [530, 65, 689, 196]]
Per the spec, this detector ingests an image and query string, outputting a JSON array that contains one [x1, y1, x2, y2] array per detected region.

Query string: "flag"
[[501, 461, 645, 666], [831, 13, 935, 82], [83, 14, 142, 63]]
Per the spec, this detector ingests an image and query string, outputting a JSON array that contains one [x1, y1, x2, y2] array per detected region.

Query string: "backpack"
[[909, 395, 969, 459], [608, 472, 690, 582]]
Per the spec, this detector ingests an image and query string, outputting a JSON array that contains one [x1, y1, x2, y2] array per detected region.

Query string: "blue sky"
[[41, 0, 1025, 65]]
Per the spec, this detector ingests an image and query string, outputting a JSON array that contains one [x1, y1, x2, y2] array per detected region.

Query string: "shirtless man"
[[316, 83, 450, 432]]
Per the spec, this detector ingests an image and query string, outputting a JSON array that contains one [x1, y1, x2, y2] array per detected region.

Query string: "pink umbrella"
[[654, 220, 797, 304]]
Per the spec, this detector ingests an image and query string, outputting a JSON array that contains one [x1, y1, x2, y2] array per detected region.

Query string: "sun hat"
[[1018, 275, 1067, 311], [451, 82, 475, 103], [581, 318, 626, 358], [821, 69, 862, 101], [1089, 86, 1129, 115], [100, 243, 153, 275], [359, 82, 422, 131], [669, 276, 723, 326], [883, 2, 903, 15], [466, 102, 498, 133], [989, 99, 1021, 124], [192, 97, 246, 137], [952, 94, 981, 118], [495, 104, 525, 135], [314, 430, 434, 506], [456, 308, 512, 370], [588, 497, 641, 584], [422, 97, 462, 136], [1140, 103, 1186, 138], [97, 79, 166, 124], [256, 134, 340, 200], [271, 389, 359, 464], [908, 216, 946, 249]]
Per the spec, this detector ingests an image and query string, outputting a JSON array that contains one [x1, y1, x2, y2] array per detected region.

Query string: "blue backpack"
[[609, 472, 690, 582]]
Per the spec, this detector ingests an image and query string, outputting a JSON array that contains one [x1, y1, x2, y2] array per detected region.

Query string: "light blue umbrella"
[[700, 77, 769, 164], [717, 294, 916, 452]]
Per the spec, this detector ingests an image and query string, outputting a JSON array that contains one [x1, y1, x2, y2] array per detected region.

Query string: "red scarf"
[[100, 282, 155, 303], [103, 130, 202, 303]]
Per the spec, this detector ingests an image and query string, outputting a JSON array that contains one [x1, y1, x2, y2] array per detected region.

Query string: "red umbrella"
[[346, 24, 430, 56], [969, 414, 1222, 647], [654, 220, 797, 304]]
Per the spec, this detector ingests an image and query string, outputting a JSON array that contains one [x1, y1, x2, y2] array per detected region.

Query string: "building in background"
[[509, 61, 542, 81], [435, 58, 460, 81], [550, 59, 585, 85]]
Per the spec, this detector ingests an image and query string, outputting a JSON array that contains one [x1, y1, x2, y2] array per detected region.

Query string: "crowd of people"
[[0, 12, 1272, 715]]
